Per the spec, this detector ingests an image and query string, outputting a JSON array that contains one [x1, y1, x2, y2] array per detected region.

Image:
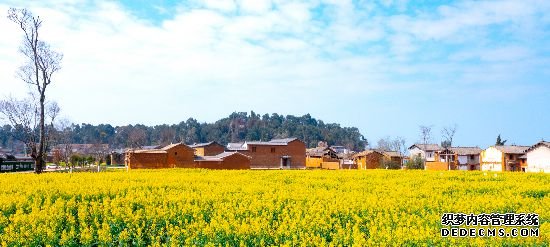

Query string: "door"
[[281, 157, 291, 169]]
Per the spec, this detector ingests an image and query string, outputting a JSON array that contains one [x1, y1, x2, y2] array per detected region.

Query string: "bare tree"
[[376, 136, 392, 151], [441, 124, 457, 148], [419, 125, 432, 168], [419, 125, 432, 145], [128, 128, 147, 148], [8, 8, 63, 173], [0, 96, 59, 170], [53, 118, 74, 170], [392, 136, 407, 166]]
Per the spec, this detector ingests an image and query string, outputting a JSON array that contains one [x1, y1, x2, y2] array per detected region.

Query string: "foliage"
[[1, 112, 368, 151], [0, 170, 547, 246], [496, 134, 507, 146], [379, 159, 401, 170], [406, 156, 425, 170]]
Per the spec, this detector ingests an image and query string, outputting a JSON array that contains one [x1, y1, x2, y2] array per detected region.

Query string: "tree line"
[[1, 111, 368, 152]]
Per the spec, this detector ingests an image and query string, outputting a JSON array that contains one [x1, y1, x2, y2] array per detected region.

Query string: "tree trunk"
[[35, 94, 46, 174]]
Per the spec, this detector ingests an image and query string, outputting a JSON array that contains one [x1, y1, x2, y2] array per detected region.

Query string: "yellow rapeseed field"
[[0, 169, 548, 246]]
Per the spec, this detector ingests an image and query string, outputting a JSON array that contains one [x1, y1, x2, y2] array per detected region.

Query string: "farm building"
[[189, 142, 225, 156], [353, 150, 385, 169], [227, 138, 306, 169], [524, 141, 550, 173], [306, 146, 339, 169], [408, 144, 447, 170], [125, 143, 195, 169], [382, 151, 404, 166], [194, 152, 251, 169], [451, 147, 482, 170], [480, 145, 529, 172]]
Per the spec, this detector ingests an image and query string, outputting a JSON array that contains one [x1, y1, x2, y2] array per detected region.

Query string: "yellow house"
[[480, 145, 529, 172], [306, 147, 340, 169], [353, 150, 385, 170]]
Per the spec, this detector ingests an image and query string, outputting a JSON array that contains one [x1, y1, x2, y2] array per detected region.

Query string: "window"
[[175, 152, 177, 156], [509, 155, 513, 160], [271, 147, 276, 153], [470, 155, 474, 160], [252, 147, 256, 152]]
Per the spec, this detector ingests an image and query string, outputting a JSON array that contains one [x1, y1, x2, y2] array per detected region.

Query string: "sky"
[[0, 0, 548, 148]]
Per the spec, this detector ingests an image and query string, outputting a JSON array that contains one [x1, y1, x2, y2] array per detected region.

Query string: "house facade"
[[125, 143, 195, 169], [524, 141, 550, 173], [480, 145, 529, 172], [227, 138, 306, 169], [194, 152, 251, 169], [353, 150, 385, 170], [408, 144, 447, 170], [306, 146, 340, 169], [450, 147, 482, 171]]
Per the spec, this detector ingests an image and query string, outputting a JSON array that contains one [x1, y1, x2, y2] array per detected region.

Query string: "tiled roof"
[[353, 149, 384, 158], [189, 142, 219, 148], [525, 141, 550, 153], [383, 151, 402, 157], [227, 142, 247, 151], [409, 144, 442, 151], [493, 145, 529, 154], [161, 143, 191, 151], [195, 152, 250, 161], [450, 147, 483, 155], [306, 147, 336, 157]]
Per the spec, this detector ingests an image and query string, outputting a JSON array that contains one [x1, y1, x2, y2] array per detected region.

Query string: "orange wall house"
[[227, 138, 306, 169], [306, 147, 340, 169], [480, 145, 529, 172], [125, 143, 195, 169], [353, 150, 384, 169], [194, 152, 250, 169], [190, 142, 225, 156]]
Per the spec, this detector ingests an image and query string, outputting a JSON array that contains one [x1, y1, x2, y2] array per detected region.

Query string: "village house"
[[480, 145, 529, 172], [408, 144, 447, 170], [306, 146, 339, 169], [227, 138, 306, 169], [451, 147, 482, 170], [382, 151, 404, 166], [353, 150, 385, 169], [194, 152, 251, 169], [189, 142, 225, 156], [524, 141, 550, 173], [125, 143, 195, 169]]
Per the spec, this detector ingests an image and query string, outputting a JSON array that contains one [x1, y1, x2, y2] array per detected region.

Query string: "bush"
[[379, 160, 402, 170], [406, 156, 425, 170]]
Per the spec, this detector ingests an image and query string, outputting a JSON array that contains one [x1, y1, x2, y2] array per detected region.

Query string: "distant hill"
[[0, 112, 368, 151]]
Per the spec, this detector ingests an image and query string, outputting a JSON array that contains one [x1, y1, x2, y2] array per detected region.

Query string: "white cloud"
[[203, 0, 236, 12], [0, 0, 547, 133], [238, 0, 272, 14]]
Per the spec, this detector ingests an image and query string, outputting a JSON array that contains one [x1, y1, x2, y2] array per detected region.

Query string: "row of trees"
[[1, 111, 369, 152]]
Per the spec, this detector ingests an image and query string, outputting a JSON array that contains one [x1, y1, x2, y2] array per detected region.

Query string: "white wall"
[[526, 146, 550, 173]]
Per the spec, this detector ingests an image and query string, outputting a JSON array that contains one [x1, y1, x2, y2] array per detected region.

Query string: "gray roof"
[[269, 138, 298, 143], [493, 145, 529, 154], [195, 152, 250, 161], [189, 141, 221, 148], [409, 144, 442, 151], [450, 147, 483, 155], [227, 142, 247, 151], [525, 141, 550, 153], [306, 147, 337, 157], [383, 151, 402, 157]]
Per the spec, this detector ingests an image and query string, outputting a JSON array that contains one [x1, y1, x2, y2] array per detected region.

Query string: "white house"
[[525, 141, 550, 173], [408, 144, 442, 162]]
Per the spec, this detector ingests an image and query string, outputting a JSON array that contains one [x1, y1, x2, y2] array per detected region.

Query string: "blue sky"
[[0, 0, 548, 149]]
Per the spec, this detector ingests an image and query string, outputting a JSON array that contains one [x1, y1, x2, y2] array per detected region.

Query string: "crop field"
[[0, 169, 548, 246]]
